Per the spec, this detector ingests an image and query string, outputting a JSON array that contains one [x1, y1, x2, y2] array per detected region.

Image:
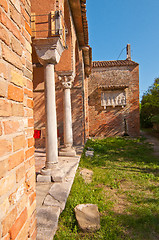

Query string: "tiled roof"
[[93, 59, 138, 68]]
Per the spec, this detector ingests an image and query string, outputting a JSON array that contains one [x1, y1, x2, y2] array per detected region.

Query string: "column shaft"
[[63, 88, 73, 147], [45, 64, 58, 167]]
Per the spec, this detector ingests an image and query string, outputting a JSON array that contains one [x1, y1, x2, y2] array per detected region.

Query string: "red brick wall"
[[0, 0, 36, 239], [33, 0, 86, 147], [88, 64, 140, 138]]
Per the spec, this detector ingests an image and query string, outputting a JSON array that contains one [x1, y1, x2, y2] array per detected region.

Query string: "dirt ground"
[[141, 131, 159, 157]]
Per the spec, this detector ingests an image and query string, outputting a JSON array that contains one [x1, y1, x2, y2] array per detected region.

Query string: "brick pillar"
[[0, 0, 36, 239]]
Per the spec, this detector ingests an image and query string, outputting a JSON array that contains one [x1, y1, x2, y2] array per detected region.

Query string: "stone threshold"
[[35, 148, 83, 240]]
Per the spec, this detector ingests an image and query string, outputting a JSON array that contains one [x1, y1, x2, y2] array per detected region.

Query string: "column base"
[[37, 166, 65, 182], [59, 147, 76, 157]]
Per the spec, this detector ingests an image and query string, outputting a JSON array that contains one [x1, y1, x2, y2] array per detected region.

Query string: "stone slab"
[[37, 174, 52, 182], [37, 206, 60, 240], [35, 150, 82, 239]]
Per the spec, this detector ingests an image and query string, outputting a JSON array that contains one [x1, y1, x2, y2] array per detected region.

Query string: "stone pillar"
[[58, 73, 76, 156], [45, 64, 58, 167], [33, 37, 64, 181]]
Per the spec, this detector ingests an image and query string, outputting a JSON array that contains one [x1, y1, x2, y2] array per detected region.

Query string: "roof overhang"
[[68, 0, 92, 77]]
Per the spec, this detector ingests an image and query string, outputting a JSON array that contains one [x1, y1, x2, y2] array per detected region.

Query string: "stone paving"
[[35, 147, 83, 240]]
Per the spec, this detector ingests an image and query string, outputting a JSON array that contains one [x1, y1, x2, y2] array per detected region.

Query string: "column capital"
[[58, 72, 75, 89], [33, 37, 64, 66]]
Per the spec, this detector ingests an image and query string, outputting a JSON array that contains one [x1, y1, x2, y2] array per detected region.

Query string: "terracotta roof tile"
[[93, 60, 138, 68]]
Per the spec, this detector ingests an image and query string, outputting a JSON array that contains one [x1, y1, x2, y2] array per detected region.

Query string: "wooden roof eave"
[[68, 0, 85, 47]]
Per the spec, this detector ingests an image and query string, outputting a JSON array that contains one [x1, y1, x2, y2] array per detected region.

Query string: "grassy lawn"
[[54, 137, 159, 240]]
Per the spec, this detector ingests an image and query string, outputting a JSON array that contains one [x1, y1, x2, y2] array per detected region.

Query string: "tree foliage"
[[140, 78, 159, 128]]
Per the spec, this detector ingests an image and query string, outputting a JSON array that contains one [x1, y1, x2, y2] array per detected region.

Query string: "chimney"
[[126, 44, 131, 60]]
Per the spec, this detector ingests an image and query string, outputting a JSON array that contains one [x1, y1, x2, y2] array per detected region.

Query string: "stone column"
[[58, 74, 76, 156], [33, 37, 64, 181], [45, 64, 58, 167]]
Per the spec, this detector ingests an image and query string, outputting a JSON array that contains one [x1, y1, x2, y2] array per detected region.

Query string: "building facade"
[[87, 50, 140, 138], [0, 0, 91, 238], [0, 0, 140, 239]]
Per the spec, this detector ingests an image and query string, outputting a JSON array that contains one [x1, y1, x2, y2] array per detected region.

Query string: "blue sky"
[[86, 0, 159, 100]]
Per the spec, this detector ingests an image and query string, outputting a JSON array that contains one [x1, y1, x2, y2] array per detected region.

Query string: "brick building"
[[0, 0, 140, 238], [87, 46, 140, 138], [0, 0, 91, 238]]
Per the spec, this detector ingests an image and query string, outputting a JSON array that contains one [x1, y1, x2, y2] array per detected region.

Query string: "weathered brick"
[[2, 207, 17, 237], [0, 61, 8, 79], [25, 21, 31, 35], [13, 134, 26, 151], [25, 39, 32, 53], [0, 98, 12, 116], [29, 217, 36, 238], [0, 139, 12, 157], [3, 120, 20, 135], [2, 44, 22, 70], [28, 137, 34, 148], [21, 6, 30, 23], [0, 158, 8, 179], [8, 84, 23, 102], [27, 98, 33, 108], [16, 164, 25, 182], [11, 102, 24, 116], [28, 118, 34, 127], [23, 67, 32, 80], [29, 192, 36, 206], [10, 4, 21, 28], [30, 228, 36, 240], [25, 108, 33, 117], [0, 25, 10, 46], [0, 122, 2, 136], [0, 80, 7, 97], [25, 147, 34, 160], [27, 80, 33, 90], [0, 0, 8, 12], [0, 9, 20, 40], [11, 37, 22, 56], [9, 0, 20, 12], [8, 150, 24, 170], [0, 198, 10, 222], [27, 200, 36, 219], [9, 207, 27, 240], [25, 156, 35, 172], [25, 128, 34, 137], [11, 70, 25, 87], [9, 184, 25, 205], [26, 60, 32, 72], [16, 219, 29, 240], [1, 233, 10, 240], [0, 173, 16, 197], [24, 88, 33, 98]]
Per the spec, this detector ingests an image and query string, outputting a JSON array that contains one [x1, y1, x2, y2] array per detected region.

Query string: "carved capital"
[[33, 37, 64, 65], [58, 73, 75, 89]]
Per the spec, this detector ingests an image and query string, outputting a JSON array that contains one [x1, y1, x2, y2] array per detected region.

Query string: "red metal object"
[[34, 130, 41, 139]]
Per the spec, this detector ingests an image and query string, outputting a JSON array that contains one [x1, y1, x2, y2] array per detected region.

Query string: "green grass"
[[54, 137, 159, 240]]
